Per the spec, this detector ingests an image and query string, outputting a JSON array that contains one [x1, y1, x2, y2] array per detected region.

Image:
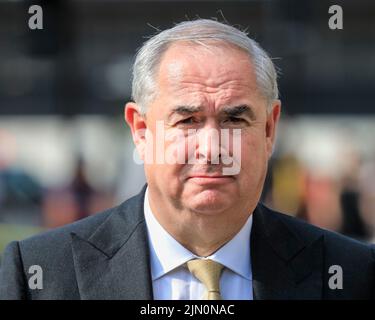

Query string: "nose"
[[195, 122, 221, 165]]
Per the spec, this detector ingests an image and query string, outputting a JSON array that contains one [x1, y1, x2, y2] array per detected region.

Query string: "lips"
[[189, 175, 232, 178], [187, 173, 235, 185], [187, 170, 235, 177]]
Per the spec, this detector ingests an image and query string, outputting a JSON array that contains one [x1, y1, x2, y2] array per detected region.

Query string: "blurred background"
[[1, 0, 375, 259]]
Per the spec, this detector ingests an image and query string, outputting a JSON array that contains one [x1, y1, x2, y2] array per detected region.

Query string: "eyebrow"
[[221, 105, 256, 121], [167, 104, 256, 121], [168, 105, 203, 119]]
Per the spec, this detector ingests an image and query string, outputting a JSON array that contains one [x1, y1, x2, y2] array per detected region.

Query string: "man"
[[1, 19, 374, 300]]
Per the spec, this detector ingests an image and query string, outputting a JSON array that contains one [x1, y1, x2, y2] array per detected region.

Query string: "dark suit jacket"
[[1, 185, 374, 299]]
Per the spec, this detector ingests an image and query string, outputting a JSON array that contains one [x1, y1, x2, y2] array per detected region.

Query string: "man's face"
[[128, 42, 280, 217]]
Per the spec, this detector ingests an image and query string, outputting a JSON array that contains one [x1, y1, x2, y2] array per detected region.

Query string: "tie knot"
[[187, 259, 224, 299]]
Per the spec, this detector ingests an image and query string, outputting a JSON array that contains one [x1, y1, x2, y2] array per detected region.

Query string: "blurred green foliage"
[[0, 224, 43, 260]]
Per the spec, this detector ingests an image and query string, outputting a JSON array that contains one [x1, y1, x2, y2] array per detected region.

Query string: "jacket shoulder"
[[262, 204, 371, 247], [0, 203, 127, 299], [0, 190, 145, 299], [19, 205, 116, 251], [260, 204, 375, 264], [7, 203, 127, 284]]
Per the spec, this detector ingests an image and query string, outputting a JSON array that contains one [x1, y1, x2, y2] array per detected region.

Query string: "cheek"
[[144, 163, 182, 192], [240, 133, 268, 175], [164, 131, 190, 165]]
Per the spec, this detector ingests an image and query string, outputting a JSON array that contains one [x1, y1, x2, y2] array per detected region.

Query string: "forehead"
[[156, 41, 258, 95]]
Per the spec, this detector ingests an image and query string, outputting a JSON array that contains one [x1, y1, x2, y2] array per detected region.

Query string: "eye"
[[178, 117, 196, 125], [225, 117, 245, 123]]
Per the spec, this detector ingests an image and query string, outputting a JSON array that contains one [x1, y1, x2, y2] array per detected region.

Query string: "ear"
[[265, 100, 281, 158], [124, 102, 147, 161]]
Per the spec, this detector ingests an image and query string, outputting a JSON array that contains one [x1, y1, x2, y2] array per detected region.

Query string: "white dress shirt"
[[143, 188, 254, 300]]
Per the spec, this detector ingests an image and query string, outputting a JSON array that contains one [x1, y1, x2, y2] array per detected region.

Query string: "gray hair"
[[131, 19, 279, 114]]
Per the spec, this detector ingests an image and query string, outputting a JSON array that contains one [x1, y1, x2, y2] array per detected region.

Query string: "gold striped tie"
[[187, 259, 224, 300]]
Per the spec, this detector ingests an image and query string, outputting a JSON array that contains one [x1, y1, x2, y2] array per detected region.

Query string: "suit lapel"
[[251, 205, 324, 299], [71, 186, 153, 299]]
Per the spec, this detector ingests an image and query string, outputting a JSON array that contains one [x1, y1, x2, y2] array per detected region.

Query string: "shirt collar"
[[144, 187, 253, 281]]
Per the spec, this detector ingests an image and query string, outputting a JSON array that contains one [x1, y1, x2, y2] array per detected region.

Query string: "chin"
[[187, 189, 233, 214]]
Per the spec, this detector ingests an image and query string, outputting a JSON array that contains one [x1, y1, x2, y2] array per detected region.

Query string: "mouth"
[[187, 174, 235, 185]]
